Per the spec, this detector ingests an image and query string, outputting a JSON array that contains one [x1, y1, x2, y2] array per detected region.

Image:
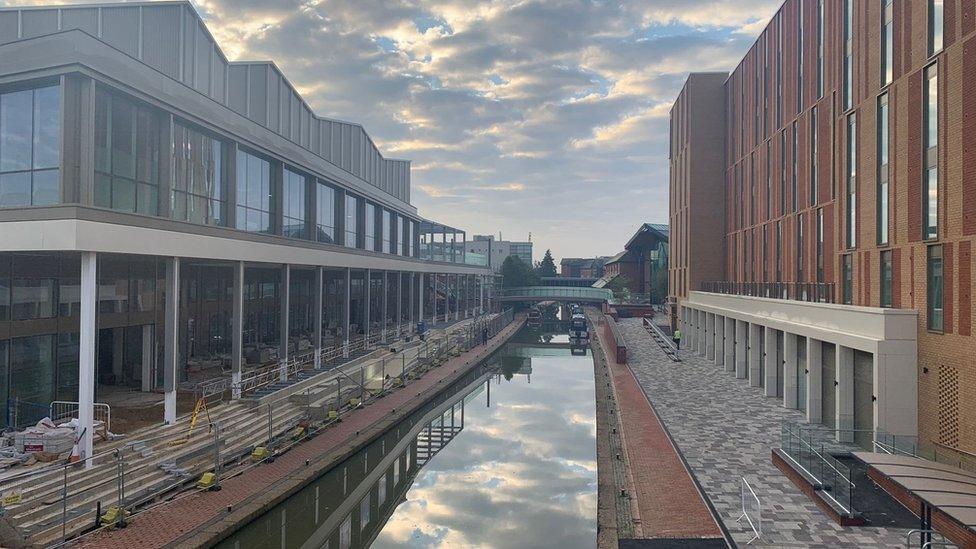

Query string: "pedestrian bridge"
[[494, 287, 613, 303]]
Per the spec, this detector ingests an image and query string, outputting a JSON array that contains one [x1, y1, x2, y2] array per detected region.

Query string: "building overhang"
[[0, 206, 490, 275]]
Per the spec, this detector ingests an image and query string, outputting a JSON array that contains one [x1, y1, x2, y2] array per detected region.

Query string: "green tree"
[[607, 274, 633, 300], [536, 249, 558, 278], [500, 255, 540, 287]]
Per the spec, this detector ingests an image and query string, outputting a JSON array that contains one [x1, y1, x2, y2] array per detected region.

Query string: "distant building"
[[560, 257, 611, 278], [594, 224, 669, 302], [465, 235, 533, 272]]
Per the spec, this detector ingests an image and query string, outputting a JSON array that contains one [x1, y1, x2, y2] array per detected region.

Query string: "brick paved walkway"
[[617, 318, 912, 548], [74, 319, 523, 549]]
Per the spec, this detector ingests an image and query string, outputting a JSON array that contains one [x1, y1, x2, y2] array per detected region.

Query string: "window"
[[792, 121, 798, 212], [408, 221, 416, 257], [780, 130, 787, 215], [397, 215, 406, 256], [0, 85, 60, 207], [842, 254, 853, 304], [360, 496, 370, 529], [316, 182, 336, 243], [880, 250, 893, 307], [797, 213, 804, 282], [364, 202, 376, 251], [882, 0, 894, 85], [927, 245, 944, 330], [235, 150, 272, 234], [777, 14, 783, 127], [810, 107, 818, 206], [844, 0, 854, 110], [94, 89, 160, 215], [818, 0, 825, 98], [776, 221, 782, 281], [762, 225, 769, 281], [929, 0, 944, 56], [816, 208, 825, 283], [846, 114, 857, 248], [378, 473, 387, 506], [11, 278, 56, 320], [924, 64, 939, 240], [282, 168, 307, 239], [344, 194, 359, 248], [172, 123, 224, 226], [877, 93, 890, 245], [797, 0, 803, 113], [382, 209, 391, 253], [766, 141, 772, 219]]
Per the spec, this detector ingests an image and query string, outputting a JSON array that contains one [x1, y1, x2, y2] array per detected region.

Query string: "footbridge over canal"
[[495, 287, 613, 304]]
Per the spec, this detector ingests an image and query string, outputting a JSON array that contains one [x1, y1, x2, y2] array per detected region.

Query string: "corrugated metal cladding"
[[0, 2, 411, 204]]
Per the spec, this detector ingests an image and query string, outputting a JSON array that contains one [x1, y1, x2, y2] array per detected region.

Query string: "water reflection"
[[218, 331, 596, 549]]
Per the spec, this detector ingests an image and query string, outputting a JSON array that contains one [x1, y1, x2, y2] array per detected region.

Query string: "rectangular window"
[[880, 250, 893, 307], [360, 495, 370, 529], [842, 254, 853, 304], [315, 182, 336, 243], [780, 130, 787, 215], [397, 215, 405, 255], [810, 107, 818, 206], [762, 225, 768, 281], [816, 208, 825, 283], [235, 150, 272, 234], [172, 123, 224, 226], [846, 114, 857, 248], [818, 0, 825, 98], [344, 194, 359, 248], [364, 202, 376, 251], [282, 167, 307, 239], [877, 93, 890, 245], [94, 89, 160, 215], [929, 0, 944, 56], [766, 141, 772, 219], [797, 213, 804, 282], [0, 85, 61, 208], [776, 221, 782, 281], [924, 64, 939, 240], [797, 1, 804, 113], [927, 245, 944, 330], [777, 15, 783, 128], [382, 209, 391, 253], [882, 0, 894, 85], [844, 0, 854, 110], [792, 121, 798, 212]]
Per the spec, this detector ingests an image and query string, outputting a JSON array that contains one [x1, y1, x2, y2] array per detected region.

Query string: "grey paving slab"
[[617, 318, 913, 548]]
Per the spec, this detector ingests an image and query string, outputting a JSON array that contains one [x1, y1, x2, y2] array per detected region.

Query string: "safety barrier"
[[737, 477, 762, 544], [48, 402, 112, 434]]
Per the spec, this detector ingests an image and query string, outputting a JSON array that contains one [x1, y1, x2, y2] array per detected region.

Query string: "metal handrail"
[[700, 281, 835, 303], [48, 401, 112, 433]]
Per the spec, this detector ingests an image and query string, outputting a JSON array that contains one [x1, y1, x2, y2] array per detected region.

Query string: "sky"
[[4, 0, 782, 263]]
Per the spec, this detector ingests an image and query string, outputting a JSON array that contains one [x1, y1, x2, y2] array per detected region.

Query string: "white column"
[[748, 323, 762, 387], [714, 315, 725, 367], [705, 313, 715, 361], [836, 345, 855, 443], [163, 257, 180, 425], [231, 261, 244, 396], [314, 267, 324, 369], [279, 264, 290, 382], [764, 326, 777, 397], [783, 333, 798, 409], [724, 316, 735, 373], [343, 268, 351, 358], [806, 339, 823, 424], [734, 319, 747, 379], [78, 252, 97, 467]]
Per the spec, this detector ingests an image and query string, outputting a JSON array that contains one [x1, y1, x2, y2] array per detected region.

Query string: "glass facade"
[[95, 88, 161, 215], [846, 114, 857, 249], [316, 183, 336, 244], [844, 0, 854, 111], [236, 150, 273, 234], [364, 203, 376, 251], [877, 93, 889, 245], [282, 167, 307, 239], [882, 0, 894, 86], [172, 122, 224, 226], [924, 64, 939, 240], [810, 107, 817, 206], [928, 245, 943, 330], [344, 194, 360, 248], [929, 0, 944, 55], [0, 84, 60, 208], [382, 210, 391, 254]]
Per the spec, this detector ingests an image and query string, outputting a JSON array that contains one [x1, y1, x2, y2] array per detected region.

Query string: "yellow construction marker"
[[251, 446, 269, 462], [197, 472, 217, 489]]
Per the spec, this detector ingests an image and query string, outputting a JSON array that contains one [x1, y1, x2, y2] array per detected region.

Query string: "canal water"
[[218, 325, 596, 549]]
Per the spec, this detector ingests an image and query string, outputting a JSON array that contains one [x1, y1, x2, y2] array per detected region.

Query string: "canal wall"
[[73, 314, 526, 549]]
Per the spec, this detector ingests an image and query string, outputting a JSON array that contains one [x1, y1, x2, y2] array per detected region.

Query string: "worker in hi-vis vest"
[[672, 328, 682, 354]]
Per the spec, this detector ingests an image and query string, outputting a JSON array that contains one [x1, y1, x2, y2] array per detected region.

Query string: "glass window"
[[818, 0, 825, 98], [382, 209, 391, 254], [407, 220, 414, 257], [780, 130, 786, 215], [282, 167, 307, 239], [924, 64, 939, 240], [810, 107, 818, 206], [344, 194, 359, 248], [817, 208, 824, 283], [842, 254, 853, 304], [8, 335, 55, 408], [316, 182, 336, 243], [797, 213, 804, 282], [882, 0, 894, 85], [930, 0, 944, 55], [360, 496, 370, 529], [765, 141, 772, 218], [880, 250, 893, 307], [378, 473, 387, 506], [11, 278, 55, 320], [172, 123, 224, 226], [928, 245, 944, 330], [846, 114, 857, 248], [94, 89, 160, 215], [844, 0, 854, 110], [792, 121, 798, 212], [397, 215, 405, 255], [877, 93, 890, 245], [364, 203, 376, 251], [0, 85, 61, 207], [235, 150, 272, 234]]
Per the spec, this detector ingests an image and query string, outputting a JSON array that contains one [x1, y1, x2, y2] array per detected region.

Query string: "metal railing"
[[48, 402, 113, 434], [876, 430, 976, 475], [495, 287, 613, 302], [737, 477, 762, 544], [700, 281, 835, 303], [780, 421, 859, 515]]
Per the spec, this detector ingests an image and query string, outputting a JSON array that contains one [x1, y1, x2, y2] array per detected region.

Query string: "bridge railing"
[[495, 287, 613, 302]]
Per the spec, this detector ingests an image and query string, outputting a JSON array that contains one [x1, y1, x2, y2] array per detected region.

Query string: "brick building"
[[671, 0, 976, 461]]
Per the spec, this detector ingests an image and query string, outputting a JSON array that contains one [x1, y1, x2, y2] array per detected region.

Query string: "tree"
[[607, 275, 633, 301], [651, 267, 668, 305], [500, 255, 540, 288], [536, 249, 558, 278]]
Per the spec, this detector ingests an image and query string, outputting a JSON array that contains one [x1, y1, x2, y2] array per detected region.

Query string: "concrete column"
[[78, 252, 97, 467], [163, 257, 180, 425], [231, 261, 244, 396], [836, 345, 855, 443], [343, 268, 351, 358], [724, 316, 735, 373], [806, 339, 823, 424], [314, 267, 324, 369], [764, 326, 777, 397], [279, 264, 290, 382], [364, 269, 372, 348], [783, 333, 798, 409], [734, 319, 747, 379], [705, 313, 715, 361], [748, 323, 762, 387], [714, 315, 725, 367], [381, 271, 388, 343]]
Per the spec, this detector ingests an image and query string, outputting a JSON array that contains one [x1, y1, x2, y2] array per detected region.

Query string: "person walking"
[[482, 326, 489, 346], [672, 328, 682, 358]]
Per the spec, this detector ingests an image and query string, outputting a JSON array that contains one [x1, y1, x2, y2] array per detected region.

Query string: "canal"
[[218, 325, 596, 549]]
